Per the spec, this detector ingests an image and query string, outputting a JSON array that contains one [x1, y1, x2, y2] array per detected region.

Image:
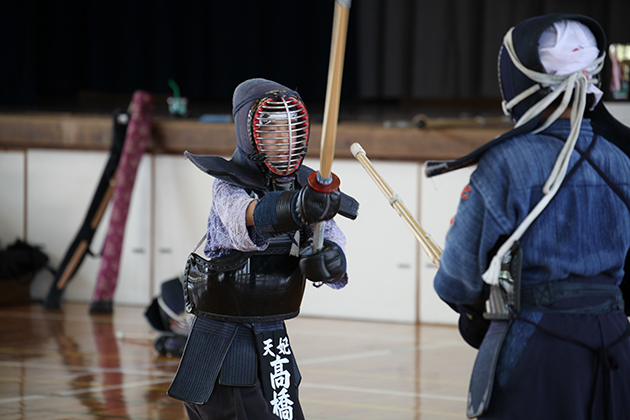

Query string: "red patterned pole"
[[90, 91, 153, 313]]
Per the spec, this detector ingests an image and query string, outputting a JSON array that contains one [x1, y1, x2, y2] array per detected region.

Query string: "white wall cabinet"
[[0, 149, 474, 325], [152, 155, 215, 296], [0, 151, 25, 246], [300, 158, 420, 323], [23, 150, 152, 306], [26, 149, 109, 302]]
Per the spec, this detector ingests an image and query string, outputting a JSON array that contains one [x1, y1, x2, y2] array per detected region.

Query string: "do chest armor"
[[184, 179, 307, 323], [183, 233, 306, 322]]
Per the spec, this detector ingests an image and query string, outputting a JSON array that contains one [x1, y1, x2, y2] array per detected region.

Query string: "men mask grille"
[[252, 96, 309, 176]]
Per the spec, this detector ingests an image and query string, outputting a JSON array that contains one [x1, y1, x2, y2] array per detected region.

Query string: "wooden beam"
[[0, 113, 505, 161]]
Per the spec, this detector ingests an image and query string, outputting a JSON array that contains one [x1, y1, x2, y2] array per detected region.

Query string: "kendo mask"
[[483, 15, 610, 288], [498, 13, 606, 128], [233, 79, 309, 182], [184, 79, 310, 190]]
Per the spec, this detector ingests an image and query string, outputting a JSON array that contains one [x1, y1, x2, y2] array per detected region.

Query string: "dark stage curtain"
[[0, 1, 352, 106], [355, 0, 630, 100], [2, 1, 630, 107]]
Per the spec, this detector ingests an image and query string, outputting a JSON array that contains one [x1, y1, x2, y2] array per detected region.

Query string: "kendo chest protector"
[[183, 235, 306, 323]]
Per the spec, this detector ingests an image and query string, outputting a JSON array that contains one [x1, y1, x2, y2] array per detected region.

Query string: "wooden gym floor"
[[0, 302, 476, 420]]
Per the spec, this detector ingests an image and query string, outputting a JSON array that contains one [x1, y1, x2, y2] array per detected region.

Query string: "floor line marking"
[[300, 382, 467, 402], [299, 341, 464, 365], [0, 361, 176, 377], [0, 378, 173, 405]]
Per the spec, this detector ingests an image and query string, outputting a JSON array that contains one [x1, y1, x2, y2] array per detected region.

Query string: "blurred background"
[[3, 0, 630, 119]]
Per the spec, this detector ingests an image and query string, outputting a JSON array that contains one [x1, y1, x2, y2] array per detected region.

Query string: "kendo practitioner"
[[425, 14, 630, 419], [167, 78, 358, 420]]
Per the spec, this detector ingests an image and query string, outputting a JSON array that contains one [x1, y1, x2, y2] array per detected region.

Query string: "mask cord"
[[482, 29, 602, 286]]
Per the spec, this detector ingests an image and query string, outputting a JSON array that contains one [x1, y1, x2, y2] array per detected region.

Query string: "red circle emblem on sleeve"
[[461, 185, 471, 199]]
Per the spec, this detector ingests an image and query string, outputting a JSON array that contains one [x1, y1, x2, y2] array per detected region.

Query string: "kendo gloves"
[[253, 184, 341, 238], [299, 240, 347, 284], [444, 300, 490, 349], [252, 185, 346, 284]]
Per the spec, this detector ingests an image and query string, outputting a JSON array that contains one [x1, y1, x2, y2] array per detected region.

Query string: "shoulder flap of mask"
[[184, 151, 267, 189], [424, 119, 539, 177]]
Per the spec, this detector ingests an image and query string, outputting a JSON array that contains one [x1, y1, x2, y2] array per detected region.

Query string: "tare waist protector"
[[183, 236, 305, 322]]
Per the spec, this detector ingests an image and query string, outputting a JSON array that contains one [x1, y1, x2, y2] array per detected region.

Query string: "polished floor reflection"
[[0, 303, 476, 419]]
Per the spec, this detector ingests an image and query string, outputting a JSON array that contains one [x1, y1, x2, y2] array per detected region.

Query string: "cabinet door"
[[27, 149, 109, 301], [110, 155, 152, 306], [152, 155, 214, 296], [419, 165, 474, 325], [0, 151, 25, 245], [299, 158, 420, 324], [27, 149, 152, 305]]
